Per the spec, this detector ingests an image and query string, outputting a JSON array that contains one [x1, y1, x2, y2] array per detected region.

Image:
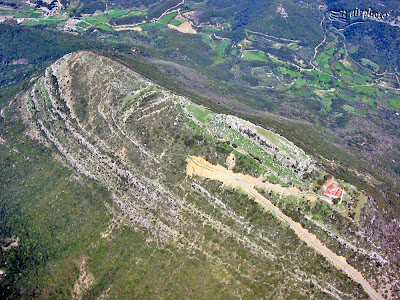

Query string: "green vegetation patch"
[[46, 15, 67, 20], [203, 28, 219, 34], [29, 12, 43, 18], [352, 74, 371, 85], [140, 22, 165, 30], [389, 98, 400, 109], [96, 23, 114, 31], [326, 46, 335, 55], [295, 78, 306, 88], [83, 18, 98, 25], [13, 10, 34, 18], [318, 72, 331, 83], [353, 194, 368, 222], [232, 150, 267, 177], [0, 8, 15, 15], [77, 22, 91, 28], [242, 51, 268, 62], [23, 19, 39, 25], [38, 19, 59, 25], [215, 39, 230, 64], [343, 104, 357, 114], [120, 85, 156, 112], [318, 53, 330, 64], [159, 11, 178, 24], [353, 85, 375, 95], [107, 9, 130, 18], [320, 97, 332, 112], [183, 100, 213, 123], [128, 9, 147, 16], [278, 67, 302, 78], [92, 14, 110, 23], [361, 58, 379, 72], [83, 14, 110, 25], [361, 96, 375, 107], [169, 19, 182, 26]]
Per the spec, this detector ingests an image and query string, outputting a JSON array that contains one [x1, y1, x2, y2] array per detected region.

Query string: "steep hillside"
[[1, 51, 398, 298]]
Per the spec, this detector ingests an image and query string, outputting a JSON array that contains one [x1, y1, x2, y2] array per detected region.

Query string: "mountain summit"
[[0, 51, 396, 298]]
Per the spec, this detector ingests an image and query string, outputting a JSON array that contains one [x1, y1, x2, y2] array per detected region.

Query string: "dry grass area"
[[168, 22, 197, 34], [226, 152, 236, 170], [314, 88, 336, 97], [114, 26, 143, 32], [340, 58, 352, 67], [187, 156, 302, 195]]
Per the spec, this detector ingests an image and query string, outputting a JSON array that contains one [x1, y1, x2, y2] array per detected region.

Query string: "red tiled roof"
[[326, 185, 335, 193], [323, 177, 334, 189], [333, 188, 342, 198], [325, 186, 342, 198]]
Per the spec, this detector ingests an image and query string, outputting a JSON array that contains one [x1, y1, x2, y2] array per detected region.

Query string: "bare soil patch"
[[114, 26, 142, 32], [72, 260, 94, 300], [168, 21, 197, 34]]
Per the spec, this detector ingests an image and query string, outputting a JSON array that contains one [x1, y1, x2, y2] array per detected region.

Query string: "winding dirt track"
[[187, 156, 383, 300]]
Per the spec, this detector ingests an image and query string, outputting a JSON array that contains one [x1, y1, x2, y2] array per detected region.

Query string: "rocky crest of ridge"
[[17, 50, 383, 298]]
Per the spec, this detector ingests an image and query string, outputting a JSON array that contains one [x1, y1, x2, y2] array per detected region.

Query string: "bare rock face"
[[24, 50, 318, 243], [25, 51, 185, 241]]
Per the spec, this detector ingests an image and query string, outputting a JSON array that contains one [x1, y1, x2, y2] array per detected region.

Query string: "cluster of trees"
[[344, 22, 400, 72], [0, 24, 131, 106], [35, 0, 58, 10], [0, 0, 18, 8]]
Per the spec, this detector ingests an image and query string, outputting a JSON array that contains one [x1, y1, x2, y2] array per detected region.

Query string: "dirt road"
[[187, 156, 383, 300]]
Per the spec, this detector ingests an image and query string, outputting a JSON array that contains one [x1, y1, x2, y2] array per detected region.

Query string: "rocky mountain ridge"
[[1, 50, 397, 298]]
